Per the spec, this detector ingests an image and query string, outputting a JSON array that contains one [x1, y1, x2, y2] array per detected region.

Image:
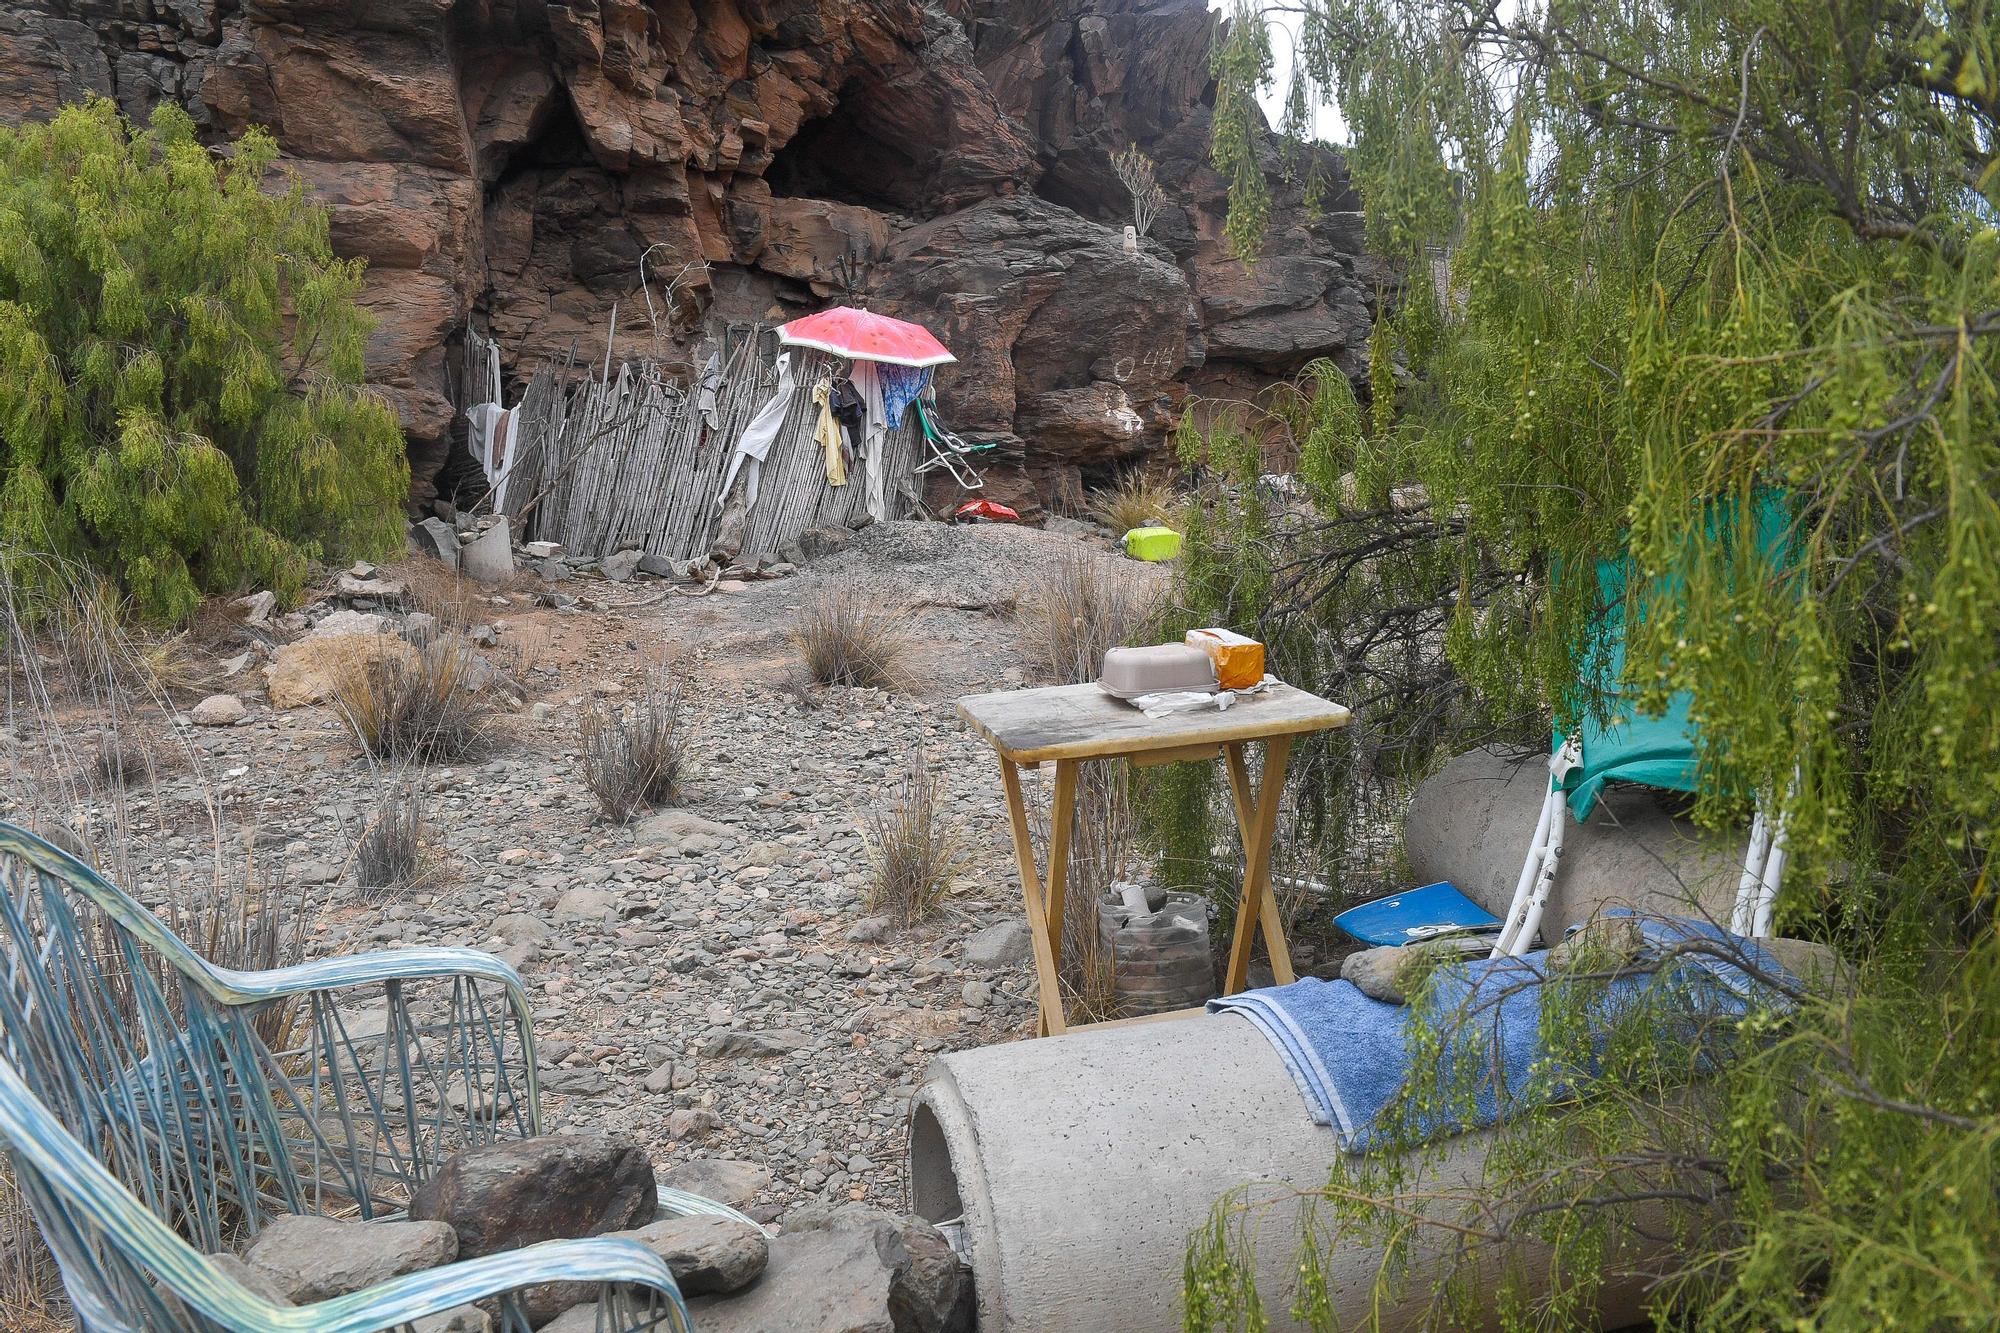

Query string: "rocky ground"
[[9, 519, 1169, 1226]]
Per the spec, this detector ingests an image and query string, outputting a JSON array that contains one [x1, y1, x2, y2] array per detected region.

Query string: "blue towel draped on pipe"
[[1208, 913, 1799, 1152]]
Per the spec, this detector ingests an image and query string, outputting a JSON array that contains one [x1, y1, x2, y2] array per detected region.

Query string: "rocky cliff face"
[[0, 0, 1387, 513]]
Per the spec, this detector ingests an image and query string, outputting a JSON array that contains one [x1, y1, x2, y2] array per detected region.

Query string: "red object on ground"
[[954, 499, 1022, 523], [777, 306, 957, 368]]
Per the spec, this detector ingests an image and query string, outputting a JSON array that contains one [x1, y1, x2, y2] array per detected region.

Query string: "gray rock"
[[470, 623, 500, 648], [784, 1205, 970, 1333], [637, 552, 678, 577], [408, 1132, 658, 1260], [339, 574, 408, 601], [622, 1214, 768, 1296], [694, 1207, 970, 1333], [555, 886, 619, 922], [659, 1158, 771, 1209], [189, 694, 246, 727], [794, 525, 853, 562], [845, 915, 894, 943], [412, 1308, 490, 1333], [632, 808, 736, 856], [962, 920, 1031, 968], [1339, 937, 1488, 1004], [403, 611, 439, 643], [241, 1214, 457, 1304], [233, 590, 276, 624], [211, 1253, 295, 1307], [541, 1306, 606, 1333], [959, 980, 992, 1009], [700, 1029, 812, 1059], [600, 549, 644, 582], [311, 608, 389, 638], [411, 517, 461, 569], [537, 556, 573, 582], [641, 1061, 677, 1094], [460, 517, 515, 585]]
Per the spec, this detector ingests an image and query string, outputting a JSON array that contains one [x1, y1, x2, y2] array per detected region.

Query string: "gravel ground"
[[7, 520, 1164, 1223]]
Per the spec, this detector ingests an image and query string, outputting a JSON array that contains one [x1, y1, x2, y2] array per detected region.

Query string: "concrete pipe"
[[1403, 746, 1746, 939], [909, 1012, 1656, 1332]]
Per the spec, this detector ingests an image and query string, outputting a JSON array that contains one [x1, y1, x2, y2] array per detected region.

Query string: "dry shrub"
[[1017, 549, 1159, 685], [353, 780, 435, 898], [330, 637, 493, 763], [1089, 471, 1179, 535], [862, 746, 965, 927], [793, 586, 909, 689], [579, 671, 689, 823], [391, 554, 503, 631]]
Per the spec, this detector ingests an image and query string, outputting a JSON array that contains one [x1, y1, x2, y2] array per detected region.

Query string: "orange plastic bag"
[[1185, 628, 1265, 691]]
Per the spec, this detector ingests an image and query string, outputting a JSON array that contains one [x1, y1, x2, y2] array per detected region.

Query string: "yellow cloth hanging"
[[812, 379, 847, 487]]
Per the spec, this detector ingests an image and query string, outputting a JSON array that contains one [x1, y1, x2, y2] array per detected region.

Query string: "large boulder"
[[264, 633, 418, 709], [619, 1214, 768, 1296], [408, 1132, 659, 1259]]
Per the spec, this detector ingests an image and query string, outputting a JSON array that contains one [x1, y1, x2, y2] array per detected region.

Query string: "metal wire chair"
[[0, 1052, 690, 1331], [0, 822, 700, 1330]]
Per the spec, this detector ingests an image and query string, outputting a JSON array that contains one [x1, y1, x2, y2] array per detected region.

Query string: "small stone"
[[667, 1107, 721, 1139], [233, 590, 276, 624], [600, 549, 643, 582], [637, 552, 677, 577], [339, 574, 408, 601], [700, 1029, 811, 1059], [412, 517, 461, 569], [658, 1158, 771, 1209], [311, 607, 390, 637], [622, 1215, 768, 1296], [963, 920, 1032, 968], [555, 885, 618, 921], [189, 694, 246, 727], [524, 541, 564, 559], [960, 979, 992, 1008], [470, 623, 500, 648], [220, 650, 255, 678], [242, 1214, 457, 1303], [403, 611, 439, 642], [845, 915, 893, 943], [641, 1061, 677, 1094]]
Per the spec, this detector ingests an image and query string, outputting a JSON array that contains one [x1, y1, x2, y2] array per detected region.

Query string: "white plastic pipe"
[[1505, 807, 1568, 957], [1492, 787, 1558, 958], [1731, 811, 1772, 936]]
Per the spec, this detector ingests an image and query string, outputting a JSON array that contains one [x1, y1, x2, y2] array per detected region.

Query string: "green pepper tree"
[[1176, 0, 2000, 1326], [0, 98, 408, 624]]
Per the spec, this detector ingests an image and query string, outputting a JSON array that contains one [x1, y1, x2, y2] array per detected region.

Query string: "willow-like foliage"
[[0, 99, 407, 623], [1181, 0, 2000, 1327]]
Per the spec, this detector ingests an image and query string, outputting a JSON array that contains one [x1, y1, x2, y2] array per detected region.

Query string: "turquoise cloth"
[[1561, 491, 1796, 819]]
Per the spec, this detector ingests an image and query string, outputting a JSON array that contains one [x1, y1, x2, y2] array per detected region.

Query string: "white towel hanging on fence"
[[850, 359, 890, 521], [717, 351, 798, 512]]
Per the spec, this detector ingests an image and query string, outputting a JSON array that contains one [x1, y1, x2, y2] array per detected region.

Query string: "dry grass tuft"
[[862, 747, 965, 927], [391, 555, 507, 631], [1089, 472, 1180, 535], [353, 780, 436, 898], [1017, 549, 1159, 685], [579, 670, 690, 823], [329, 638, 494, 763], [793, 586, 910, 689]]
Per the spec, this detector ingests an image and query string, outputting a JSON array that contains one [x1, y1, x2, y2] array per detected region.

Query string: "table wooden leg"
[[1045, 759, 1078, 983], [1223, 736, 1295, 992], [999, 757, 1067, 1036]]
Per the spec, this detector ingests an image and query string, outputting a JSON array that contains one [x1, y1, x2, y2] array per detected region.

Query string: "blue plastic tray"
[[1333, 881, 1502, 947]]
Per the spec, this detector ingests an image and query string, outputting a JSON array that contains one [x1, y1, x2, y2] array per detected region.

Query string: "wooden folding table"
[[957, 680, 1352, 1036]]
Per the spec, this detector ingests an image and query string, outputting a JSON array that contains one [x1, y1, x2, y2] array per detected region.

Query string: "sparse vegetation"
[[579, 670, 689, 823], [1089, 472, 1180, 537], [793, 586, 910, 689], [1017, 549, 1158, 685], [861, 746, 965, 927], [353, 779, 433, 898], [329, 638, 493, 763]]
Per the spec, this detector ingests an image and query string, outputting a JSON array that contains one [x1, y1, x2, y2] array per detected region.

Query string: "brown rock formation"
[[0, 0, 1386, 512]]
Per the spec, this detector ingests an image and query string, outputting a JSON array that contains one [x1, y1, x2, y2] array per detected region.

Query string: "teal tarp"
[[1560, 492, 1796, 820]]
